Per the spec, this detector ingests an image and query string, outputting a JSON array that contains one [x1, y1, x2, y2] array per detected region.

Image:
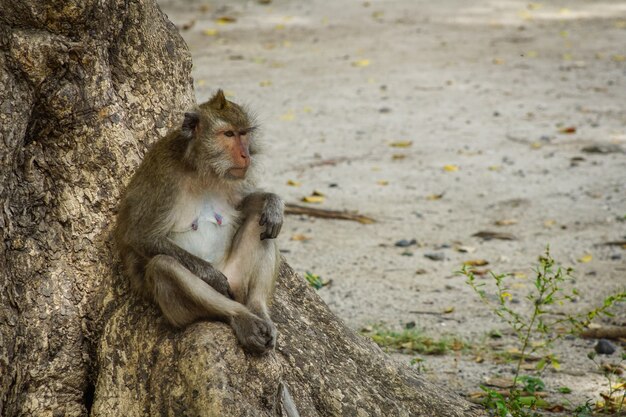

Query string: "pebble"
[[594, 339, 616, 355], [424, 252, 444, 261], [395, 239, 417, 247]]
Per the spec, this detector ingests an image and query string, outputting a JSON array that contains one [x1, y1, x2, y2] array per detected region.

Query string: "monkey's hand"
[[259, 193, 284, 240], [194, 266, 234, 299]]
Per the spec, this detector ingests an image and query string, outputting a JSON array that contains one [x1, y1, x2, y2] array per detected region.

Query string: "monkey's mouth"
[[227, 167, 248, 179]]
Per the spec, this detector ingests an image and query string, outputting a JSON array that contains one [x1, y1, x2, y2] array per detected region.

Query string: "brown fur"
[[114, 90, 282, 354]]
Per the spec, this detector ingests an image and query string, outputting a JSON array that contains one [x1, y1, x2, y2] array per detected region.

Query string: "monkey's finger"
[[274, 223, 282, 238], [259, 213, 267, 226], [260, 231, 268, 241]]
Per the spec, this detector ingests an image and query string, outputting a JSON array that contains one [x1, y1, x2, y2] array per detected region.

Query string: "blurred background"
[[159, 0, 625, 411]]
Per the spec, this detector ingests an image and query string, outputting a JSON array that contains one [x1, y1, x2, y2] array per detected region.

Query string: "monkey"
[[114, 90, 283, 354]]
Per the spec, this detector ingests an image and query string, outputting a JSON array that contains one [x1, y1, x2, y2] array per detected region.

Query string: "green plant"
[[586, 351, 625, 414], [460, 246, 625, 416], [361, 325, 464, 355], [304, 271, 328, 289]]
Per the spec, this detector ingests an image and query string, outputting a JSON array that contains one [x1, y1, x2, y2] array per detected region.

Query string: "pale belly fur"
[[167, 193, 239, 270]]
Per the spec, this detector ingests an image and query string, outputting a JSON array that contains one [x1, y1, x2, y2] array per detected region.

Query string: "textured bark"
[[0, 0, 193, 415], [0, 1, 483, 416]]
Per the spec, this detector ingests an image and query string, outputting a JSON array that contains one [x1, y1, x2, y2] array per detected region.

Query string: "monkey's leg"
[[222, 214, 279, 350], [145, 255, 274, 353]]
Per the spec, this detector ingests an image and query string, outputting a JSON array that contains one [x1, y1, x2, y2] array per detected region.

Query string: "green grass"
[[361, 325, 464, 355]]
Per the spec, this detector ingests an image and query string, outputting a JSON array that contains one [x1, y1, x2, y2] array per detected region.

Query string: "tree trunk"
[[0, 1, 483, 416]]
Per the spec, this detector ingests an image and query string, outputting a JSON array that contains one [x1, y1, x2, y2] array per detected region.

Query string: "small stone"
[[405, 321, 416, 329], [610, 253, 622, 260], [379, 107, 392, 113], [395, 239, 417, 247], [415, 268, 427, 275], [594, 339, 616, 355], [424, 252, 444, 261]]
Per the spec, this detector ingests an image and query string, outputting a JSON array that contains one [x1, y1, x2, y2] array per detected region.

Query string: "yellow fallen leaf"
[[464, 259, 489, 267], [526, 50, 537, 58], [530, 142, 542, 149], [280, 112, 295, 121], [302, 106, 313, 113], [312, 190, 325, 197], [559, 30, 569, 38], [389, 141, 412, 148], [216, 16, 237, 24], [488, 165, 502, 171], [259, 80, 272, 87], [495, 219, 517, 226], [290, 234, 310, 241], [543, 219, 556, 228], [302, 196, 324, 204], [426, 193, 444, 200], [203, 28, 218, 36], [513, 272, 527, 279], [443, 306, 455, 314], [392, 154, 406, 160], [197, 79, 206, 87], [578, 254, 592, 263], [274, 24, 285, 30], [443, 164, 459, 172], [612, 54, 626, 62], [287, 179, 301, 187], [352, 59, 370, 67], [563, 53, 573, 61], [377, 180, 389, 186]]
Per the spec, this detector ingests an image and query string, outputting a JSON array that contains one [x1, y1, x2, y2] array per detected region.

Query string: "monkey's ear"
[[208, 89, 228, 110], [181, 112, 200, 138]]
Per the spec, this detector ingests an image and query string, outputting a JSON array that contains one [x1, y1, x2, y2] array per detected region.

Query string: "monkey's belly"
[[169, 219, 237, 266]]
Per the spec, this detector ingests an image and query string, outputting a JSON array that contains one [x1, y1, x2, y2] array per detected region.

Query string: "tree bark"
[[0, 1, 483, 416]]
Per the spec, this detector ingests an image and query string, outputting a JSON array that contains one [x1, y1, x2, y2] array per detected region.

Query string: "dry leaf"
[[389, 141, 412, 148], [612, 54, 626, 62], [464, 259, 489, 267], [274, 24, 285, 30], [203, 28, 218, 36], [530, 142, 542, 149], [302, 196, 324, 204], [578, 254, 593, 263], [377, 180, 389, 186], [392, 154, 406, 160], [280, 112, 295, 121], [426, 193, 444, 201], [259, 80, 272, 87], [456, 245, 476, 253], [472, 230, 517, 241], [492, 58, 505, 65], [216, 16, 237, 24], [495, 219, 517, 226], [488, 165, 502, 171], [443, 306, 455, 314], [290, 234, 310, 241], [543, 219, 556, 228], [287, 179, 301, 187], [443, 164, 459, 172], [559, 126, 577, 134], [352, 59, 370, 67]]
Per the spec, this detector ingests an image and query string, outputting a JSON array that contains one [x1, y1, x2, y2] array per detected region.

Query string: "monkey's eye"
[[239, 130, 247, 136], [224, 131, 235, 137]]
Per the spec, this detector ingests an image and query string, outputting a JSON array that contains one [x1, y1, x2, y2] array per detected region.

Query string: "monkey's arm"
[[238, 192, 284, 240], [139, 236, 234, 298]]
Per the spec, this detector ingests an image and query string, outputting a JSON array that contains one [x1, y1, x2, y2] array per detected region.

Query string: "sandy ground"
[[160, 0, 626, 412]]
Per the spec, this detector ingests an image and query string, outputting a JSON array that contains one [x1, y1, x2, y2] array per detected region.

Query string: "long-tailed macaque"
[[114, 90, 283, 354]]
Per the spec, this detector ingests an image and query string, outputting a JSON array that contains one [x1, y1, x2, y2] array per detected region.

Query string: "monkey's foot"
[[231, 312, 276, 355]]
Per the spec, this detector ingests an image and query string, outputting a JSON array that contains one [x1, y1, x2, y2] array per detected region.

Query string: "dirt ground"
[[160, 0, 626, 412]]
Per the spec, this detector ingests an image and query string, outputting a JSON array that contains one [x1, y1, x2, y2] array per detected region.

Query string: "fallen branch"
[[581, 326, 626, 340], [285, 203, 376, 224]]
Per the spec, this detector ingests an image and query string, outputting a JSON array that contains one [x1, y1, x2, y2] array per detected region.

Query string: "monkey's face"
[[183, 90, 259, 181]]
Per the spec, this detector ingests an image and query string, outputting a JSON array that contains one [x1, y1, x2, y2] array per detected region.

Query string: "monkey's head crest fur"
[[181, 89, 261, 187]]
